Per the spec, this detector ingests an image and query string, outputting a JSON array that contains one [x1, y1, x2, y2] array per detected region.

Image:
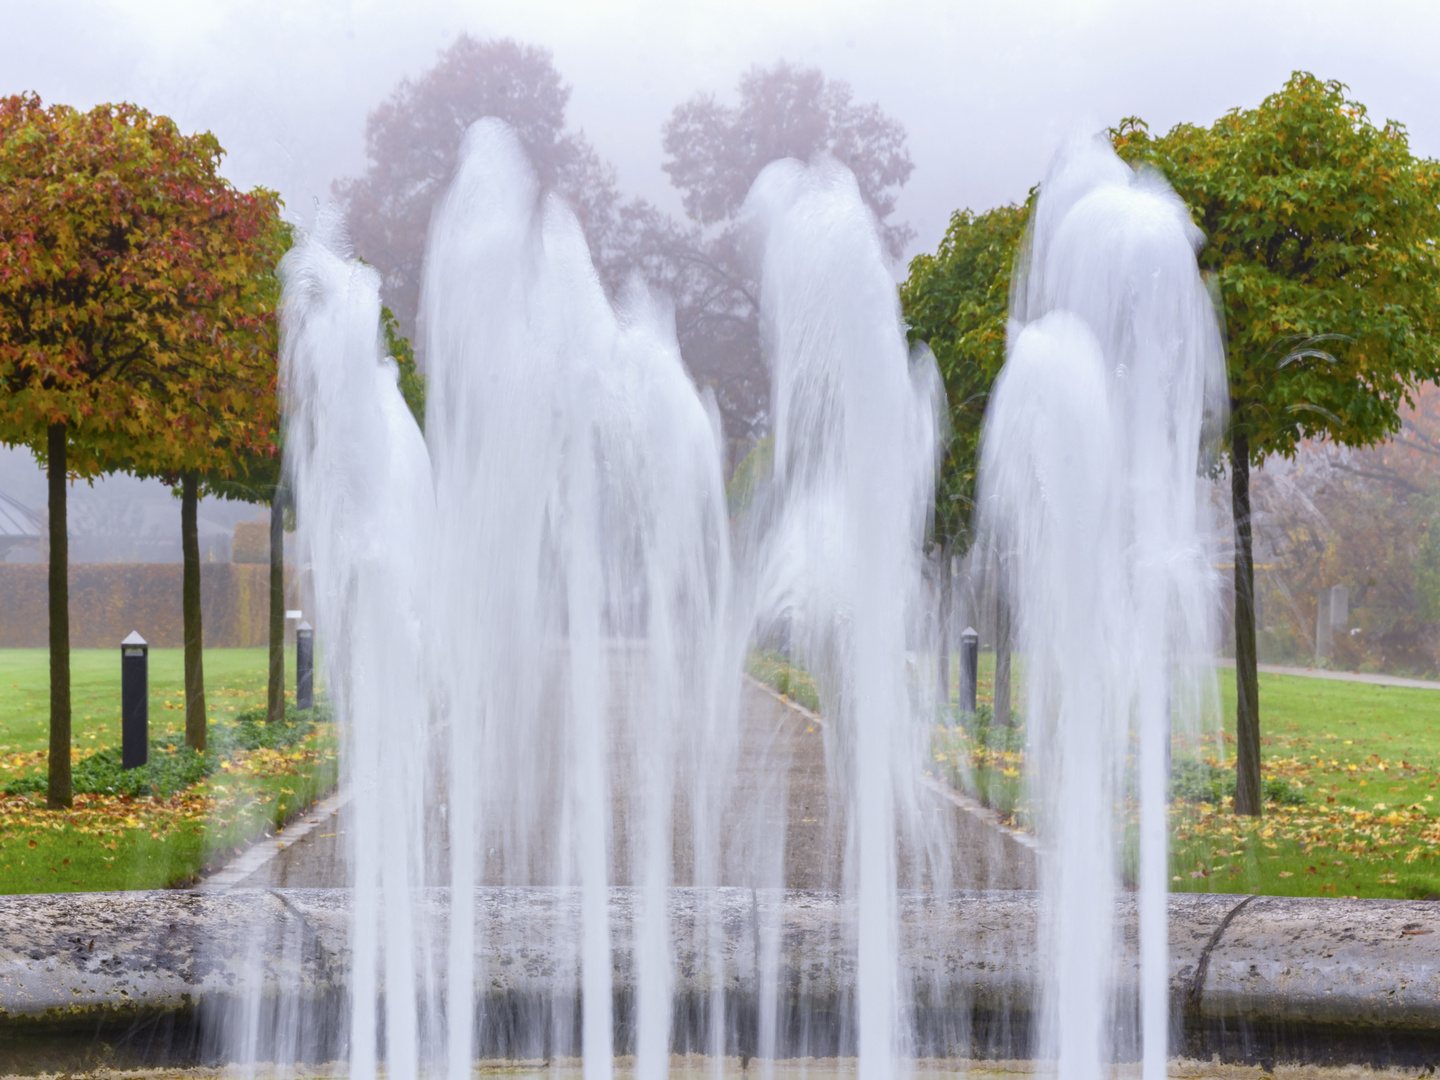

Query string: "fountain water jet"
[[279, 120, 737, 1079], [978, 134, 1227, 1080], [741, 156, 948, 1078], [262, 121, 1223, 1080]]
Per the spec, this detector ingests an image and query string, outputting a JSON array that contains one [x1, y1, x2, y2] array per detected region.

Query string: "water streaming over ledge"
[[233, 123, 1223, 1080], [977, 135, 1227, 1080]]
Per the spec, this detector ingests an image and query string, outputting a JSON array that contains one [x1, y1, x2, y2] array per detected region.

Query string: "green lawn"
[[0, 647, 290, 750], [1170, 667, 1440, 900], [0, 647, 337, 895]]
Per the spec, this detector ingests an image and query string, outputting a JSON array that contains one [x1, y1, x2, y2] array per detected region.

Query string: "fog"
[[2, 0, 1438, 560], [5, 0, 1438, 260]]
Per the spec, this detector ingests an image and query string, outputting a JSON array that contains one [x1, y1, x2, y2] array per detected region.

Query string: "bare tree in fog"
[[659, 62, 915, 455], [335, 36, 630, 344], [337, 46, 914, 465]]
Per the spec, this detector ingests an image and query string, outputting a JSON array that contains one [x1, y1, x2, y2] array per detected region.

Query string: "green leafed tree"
[[900, 202, 1029, 719], [901, 203, 1029, 550], [1113, 72, 1440, 815]]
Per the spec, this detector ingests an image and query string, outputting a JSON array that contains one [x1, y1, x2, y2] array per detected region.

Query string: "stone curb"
[[0, 887, 1436, 1069], [195, 786, 351, 891]]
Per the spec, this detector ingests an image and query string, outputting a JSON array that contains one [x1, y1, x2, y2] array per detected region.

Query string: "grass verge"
[[0, 647, 337, 894], [1169, 667, 1440, 900]]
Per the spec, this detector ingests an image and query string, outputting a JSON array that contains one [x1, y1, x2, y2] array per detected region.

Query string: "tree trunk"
[[1231, 429, 1262, 816], [267, 484, 286, 723], [994, 590, 1012, 727], [937, 544, 952, 713], [46, 423, 71, 810], [181, 471, 207, 752]]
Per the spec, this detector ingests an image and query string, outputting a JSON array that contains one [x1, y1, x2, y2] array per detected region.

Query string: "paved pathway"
[[204, 678, 1035, 892], [1217, 657, 1440, 691]]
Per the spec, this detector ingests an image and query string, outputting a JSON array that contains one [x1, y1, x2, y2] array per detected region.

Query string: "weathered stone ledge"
[[0, 888, 1435, 1070]]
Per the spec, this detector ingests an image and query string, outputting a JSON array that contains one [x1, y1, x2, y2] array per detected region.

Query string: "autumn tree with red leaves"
[[0, 94, 286, 806]]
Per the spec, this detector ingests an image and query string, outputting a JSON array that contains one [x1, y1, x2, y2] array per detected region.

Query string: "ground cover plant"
[[0, 647, 337, 894], [931, 660, 1440, 898], [1170, 668, 1440, 899], [745, 651, 821, 714]]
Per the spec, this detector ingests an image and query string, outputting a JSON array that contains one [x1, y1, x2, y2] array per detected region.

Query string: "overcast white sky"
[[5, 0, 1440, 267]]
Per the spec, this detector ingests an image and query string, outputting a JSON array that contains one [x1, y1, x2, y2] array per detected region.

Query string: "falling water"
[[978, 134, 1227, 1080], [269, 120, 967, 1080], [742, 156, 946, 1078], [418, 119, 735, 1080]]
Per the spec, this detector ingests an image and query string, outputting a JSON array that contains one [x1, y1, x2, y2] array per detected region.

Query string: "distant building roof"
[[0, 490, 42, 539]]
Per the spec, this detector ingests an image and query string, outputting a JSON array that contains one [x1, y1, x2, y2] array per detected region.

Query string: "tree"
[[335, 36, 629, 344], [661, 62, 916, 453], [199, 439, 288, 722], [1113, 73, 1440, 815], [901, 204, 1028, 549], [900, 203, 1028, 720], [1244, 384, 1440, 676], [0, 94, 284, 799], [664, 61, 914, 258]]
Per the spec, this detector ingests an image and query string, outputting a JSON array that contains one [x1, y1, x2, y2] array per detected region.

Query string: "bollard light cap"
[[297, 620, 313, 633], [121, 631, 147, 647], [961, 626, 979, 642]]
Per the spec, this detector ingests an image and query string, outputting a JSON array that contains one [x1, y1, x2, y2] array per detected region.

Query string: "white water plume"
[[978, 134, 1226, 1080], [742, 156, 947, 1079], [276, 120, 737, 1080], [269, 122, 952, 1080], [277, 218, 439, 1080], [423, 118, 738, 1080]]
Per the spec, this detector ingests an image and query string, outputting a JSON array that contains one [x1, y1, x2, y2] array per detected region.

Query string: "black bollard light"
[[120, 631, 148, 770], [960, 625, 979, 716], [296, 620, 314, 711]]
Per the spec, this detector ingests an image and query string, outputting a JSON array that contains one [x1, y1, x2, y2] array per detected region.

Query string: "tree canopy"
[[1113, 73, 1440, 463], [335, 36, 629, 343], [660, 61, 916, 453], [0, 93, 286, 477], [1113, 71, 1440, 815], [663, 60, 915, 258], [900, 202, 1028, 549]]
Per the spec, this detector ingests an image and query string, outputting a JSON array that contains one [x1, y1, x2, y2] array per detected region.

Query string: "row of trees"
[[0, 94, 291, 806], [6, 58, 1437, 824], [902, 72, 1440, 815], [336, 37, 914, 462]]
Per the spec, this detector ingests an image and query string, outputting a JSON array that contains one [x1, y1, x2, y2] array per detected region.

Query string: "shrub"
[[3, 701, 327, 798], [1170, 759, 1305, 806]]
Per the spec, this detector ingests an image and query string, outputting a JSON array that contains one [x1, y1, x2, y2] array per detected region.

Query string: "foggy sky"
[[5, 0, 1438, 269]]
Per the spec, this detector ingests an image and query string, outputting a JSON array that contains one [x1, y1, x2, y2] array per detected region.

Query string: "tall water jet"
[[269, 122, 956, 1080], [978, 134, 1227, 1080], [277, 119, 736, 1079], [742, 156, 947, 1079], [277, 218, 439, 1080], [422, 118, 736, 1080]]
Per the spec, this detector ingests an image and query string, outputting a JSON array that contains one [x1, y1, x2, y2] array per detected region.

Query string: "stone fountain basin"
[[0, 888, 1436, 1070]]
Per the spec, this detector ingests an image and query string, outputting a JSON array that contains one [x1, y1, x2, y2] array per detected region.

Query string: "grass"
[[746, 650, 821, 713], [1169, 667, 1440, 900], [0, 647, 337, 895], [752, 647, 1440, 901]]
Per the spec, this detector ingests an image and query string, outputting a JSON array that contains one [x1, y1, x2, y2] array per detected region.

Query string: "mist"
[[4, 0, 1438, 261], [3, 0, 1439, 561]]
